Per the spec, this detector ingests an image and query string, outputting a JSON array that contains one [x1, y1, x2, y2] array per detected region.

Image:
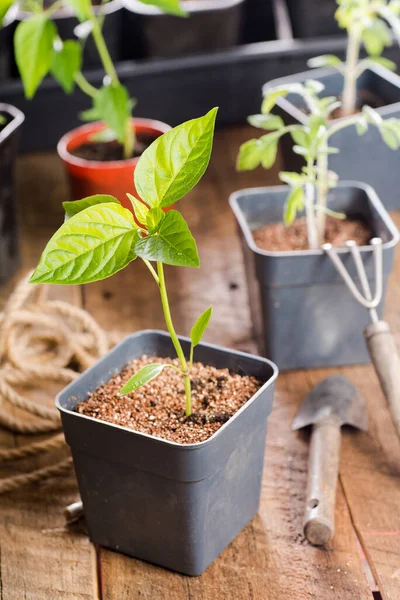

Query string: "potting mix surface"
[[70, 132, 158, 162], [253, 215, 372, 252], [77, 355, 261, 444]]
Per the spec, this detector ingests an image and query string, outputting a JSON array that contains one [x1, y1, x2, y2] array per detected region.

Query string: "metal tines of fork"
[[322, 238, 383, 324]]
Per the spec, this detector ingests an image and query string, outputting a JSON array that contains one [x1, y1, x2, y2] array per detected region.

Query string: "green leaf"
[[190, 306, 212, 347], [126, 193, 149, 226], [0, 0, 13, 27], [62, 194, 120, 220], [362, 105, 382, 126], [236, 139, 263, 170], [247, 113, 284, 131], [291, 128, 309, 147], [94, 84, 131, 145], [15, 15, 57, 99], [279, 171, 304, 186], [30, 203, 139, 285], [79, 105, 102, 122], [146, 207, 165, 233], [260, 138, 279, 169], [51, 40, 82, 94], [136, 0, 187, 17], [120, 363, 171, 395], [63, 0, 92, 21], [366, 56, 397, 71], [381, 125, 400, 150], [134, 108, 218, 209], [307, 54, 343, 69], [362, 20, 392, 56], [307, 115, 326, 137], [355, 118, 368, 135], [262, 89, 288, 114], [134, 210, 199, 268], [284, 187, 304, 226]]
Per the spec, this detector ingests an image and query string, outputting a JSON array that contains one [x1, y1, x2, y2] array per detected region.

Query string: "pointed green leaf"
[[247, 113, 284, 131], [94, 84, 131, 144], [307, 54, 343, 69], [127, 193, 149, 227], [366, 56, 397, 71], [362, 20, 392, 56], [279, 171, 305, 186], [136, 0, 187, 16], [260, 132, 280, 169], [0, 0, 13, 27], [262, 89, 288, 114], [146, 207, 165, 233], [284, 187, 304, 226], [134, 108, 218, 208], [381, 125, 400, 150], [134, 210, 199, 268], [15, 15, 57, 99], [236, 139, 263, 170], [80, 105, 102, 122], [63, 0, 92, 21], [51, 40, 82, 94], [290, 128, 309, 147], [190, 306, 212, 347], [120, 363, 171, 395], [30, 203, 139, 285], [63, 194, 120, 220]]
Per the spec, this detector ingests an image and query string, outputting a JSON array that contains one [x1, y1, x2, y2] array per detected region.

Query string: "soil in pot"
[[70, 132, 158, 162], [330, 89, 385, 119], [253, 215, 372, 252], [77, 355, 262, 444]]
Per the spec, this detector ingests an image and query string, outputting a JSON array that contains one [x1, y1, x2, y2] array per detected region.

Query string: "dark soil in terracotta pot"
[[253, 215, 372, 252], [77, 355, 262, 443], [70, 132, 158, 161]]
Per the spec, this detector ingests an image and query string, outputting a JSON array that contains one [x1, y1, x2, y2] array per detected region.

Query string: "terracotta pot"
[[57, 118, 171, 210]]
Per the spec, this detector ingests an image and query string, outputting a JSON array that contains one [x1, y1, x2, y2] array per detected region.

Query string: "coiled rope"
[[0, 272, 115, 494]]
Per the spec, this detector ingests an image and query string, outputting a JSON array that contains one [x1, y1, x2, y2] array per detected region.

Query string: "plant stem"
[[305, 158, 318, 249], [143, 259, 159, 284], [316, 144, 329, 245], [157, 262, 192, 416], [342, 24, 361, 116], [74, 72, 98, 99]]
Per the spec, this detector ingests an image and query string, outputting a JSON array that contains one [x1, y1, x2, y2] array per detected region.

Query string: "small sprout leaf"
[[127, 193, 149, 226], [284, 187, 304, 227], [30, 203, 139, 284], [236, 139, 263, 170], [15, 15, 57, 99], [307, 54, 343, 69], [290, 127, 309, 147], [279, 171, 304, 186], [63, 194, 120, 219], [190, 306, 212, 347], [146, 207, 165, 233], [79, 106, 102, 122], [51, 40, 82, 94], [247, 113, 284, 131], [94, 84, 131, 145], [365, 56, 397, 71], [136, 0, 187, 17], [134, 107, 218, 208], [120, 363, 171, 395], [134, 210, 200, 268], [261, 89, 288, 114]]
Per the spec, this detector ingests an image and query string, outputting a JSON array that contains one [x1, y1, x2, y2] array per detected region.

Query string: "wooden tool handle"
[[304, 417, 341, 546], [365, 320, 400, 440]]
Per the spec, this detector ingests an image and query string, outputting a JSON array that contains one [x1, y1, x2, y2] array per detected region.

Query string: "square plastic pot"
[[121, 0, 245, 60], [56, 330, 278, 576], [266, 65, 400, 211], [0, 103, 24, 284], [230, 182, 399, 371], [285, 0, 340, 38]]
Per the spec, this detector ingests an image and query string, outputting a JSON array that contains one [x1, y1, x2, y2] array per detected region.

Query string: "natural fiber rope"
[[0, 271, 115, 494]]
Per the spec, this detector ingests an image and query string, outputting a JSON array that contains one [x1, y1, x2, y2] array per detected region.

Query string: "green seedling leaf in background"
[[189, 306, 212, 365], [120, 363, 174, 395], [94, 84, 132, 145], [134, 107, 218, 208], [307, 54, 343, 69], [51, 39, 82, 94], [79, 106, 102, 122], [63, 194, 120, 219], [15, 15, 56, 98], [247, 114, 284, 131], [127, 193, 149, 226], [284, 187, 304, 227], [134, 210, 199, 267], [236, 139, 264, 170], [146, 207, 165, 234], [136, 0, 187, 17], [30, 202, 139, 284], [0, 0, 13, 27]]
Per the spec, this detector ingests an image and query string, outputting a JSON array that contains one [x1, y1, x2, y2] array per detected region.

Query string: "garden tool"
[[323, 238, 400, 441], [292, 375, 367, 546]]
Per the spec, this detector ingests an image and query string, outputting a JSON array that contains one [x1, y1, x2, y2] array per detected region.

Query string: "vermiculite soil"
[[253, 215, 372, 252], [70, 132, 158, 162], [77, 356, 262, 444]]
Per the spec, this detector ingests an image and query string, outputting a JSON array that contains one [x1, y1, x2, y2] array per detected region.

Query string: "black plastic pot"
[[56, 330, 278, 576], [230, 183, 399, 371], [122, 0, 245, 60], [266, 65, 400, 211], [0, 103, 24, 284], [14, 0, 122, 71], [285, 0, 340, 38]]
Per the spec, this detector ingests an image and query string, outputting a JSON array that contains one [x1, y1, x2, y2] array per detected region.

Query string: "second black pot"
[[230, 182, 399, 371], [122, 0, 245, 60], [285, 0, 340, 38], [0, 103, 24, 284], [56, 330, 278, 576]]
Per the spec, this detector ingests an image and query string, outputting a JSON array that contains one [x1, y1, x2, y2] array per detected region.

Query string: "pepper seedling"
[[308, 0, 400, 116], [237, 80, 400, 248], [9, 0, 186, 158], [29, 108, 218, 417]]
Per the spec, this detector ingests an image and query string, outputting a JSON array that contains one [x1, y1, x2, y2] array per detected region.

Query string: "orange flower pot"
[[57, 118, 171, 211]]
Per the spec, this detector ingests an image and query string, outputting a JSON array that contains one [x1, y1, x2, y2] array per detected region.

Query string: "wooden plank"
[[84, 125, 372, 599], [0, 152, 98, 600]]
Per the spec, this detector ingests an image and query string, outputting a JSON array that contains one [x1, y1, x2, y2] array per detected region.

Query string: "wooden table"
[[1, 125, 400, 600]]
